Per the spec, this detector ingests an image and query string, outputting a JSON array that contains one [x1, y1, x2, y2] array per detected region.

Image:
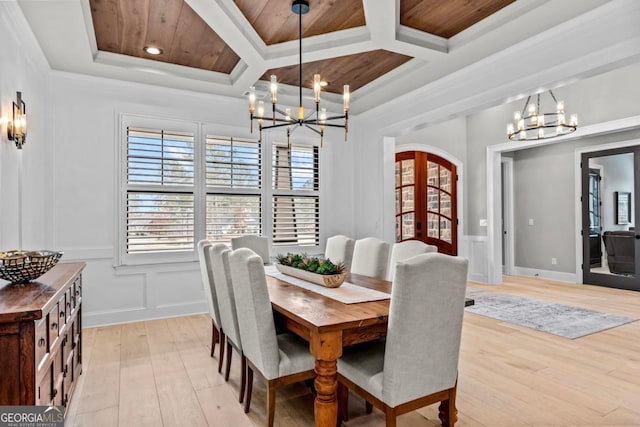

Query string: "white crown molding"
[[15, 0, 636, 115]]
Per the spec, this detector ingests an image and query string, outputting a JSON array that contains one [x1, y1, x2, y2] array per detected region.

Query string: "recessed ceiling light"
[[144, 46, 163, 55]]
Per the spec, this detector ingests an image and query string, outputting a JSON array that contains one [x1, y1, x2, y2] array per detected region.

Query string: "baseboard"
[[512, 266, 578, 283]]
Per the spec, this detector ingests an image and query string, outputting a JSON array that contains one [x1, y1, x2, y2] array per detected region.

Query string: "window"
[[205, 135, 262, 244], [272, 142, 319, 246], [118, 115, 320, 265], [125, 127, 195, 255]]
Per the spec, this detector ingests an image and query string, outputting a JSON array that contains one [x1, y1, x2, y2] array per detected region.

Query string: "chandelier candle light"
[[248, 0, 349, 147], [507, 90, 577, 141]]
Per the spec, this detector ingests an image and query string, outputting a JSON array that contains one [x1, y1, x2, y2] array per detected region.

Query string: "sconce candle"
[[8, 91, 27, 149]]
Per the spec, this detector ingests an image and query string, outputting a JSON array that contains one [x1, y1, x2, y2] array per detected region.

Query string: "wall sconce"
[[7, 91, 27, 149]]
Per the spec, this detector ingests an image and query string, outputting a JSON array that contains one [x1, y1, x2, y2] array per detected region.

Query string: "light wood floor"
[[66, 276, 640, 427]]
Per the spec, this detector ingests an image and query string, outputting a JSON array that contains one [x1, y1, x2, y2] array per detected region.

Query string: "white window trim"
[[115, 113, 321, 267]]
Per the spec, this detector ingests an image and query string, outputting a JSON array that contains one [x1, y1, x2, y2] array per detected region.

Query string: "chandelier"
[[507, 90, 577, 141], [247, 0, 349, 146]]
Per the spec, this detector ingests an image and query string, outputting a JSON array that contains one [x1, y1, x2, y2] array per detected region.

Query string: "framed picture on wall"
[[614, 191, 631, 225]]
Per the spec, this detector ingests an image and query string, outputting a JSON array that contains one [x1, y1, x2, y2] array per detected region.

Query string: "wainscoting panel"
[[462, 235, 489, 283], [67, 251, 207, 328]]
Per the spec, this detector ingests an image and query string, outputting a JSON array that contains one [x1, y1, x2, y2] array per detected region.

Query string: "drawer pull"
[[64, 365, 68, 375], [60, 311, 65, 318], [51, 321, 58, 330], [52, 388, 57, 398], [38, 337, 46, 347]]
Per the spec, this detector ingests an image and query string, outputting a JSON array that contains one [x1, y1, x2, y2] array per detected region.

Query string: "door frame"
[[575, 139, 640, 287], [396, 144, 463, 257], [501, 157, 515, 276]]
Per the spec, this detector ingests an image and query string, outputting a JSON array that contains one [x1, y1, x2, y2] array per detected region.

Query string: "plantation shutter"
[[205, 135, 262, 243], [126, 127, 195, 254], [272, 142, 319, 246]]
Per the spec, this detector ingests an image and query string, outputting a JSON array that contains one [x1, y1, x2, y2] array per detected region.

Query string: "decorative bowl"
[[0, 250, 64, 284], [275, 264, 346, 288]]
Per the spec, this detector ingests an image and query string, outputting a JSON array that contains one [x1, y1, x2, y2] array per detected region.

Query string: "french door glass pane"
[[402, 186, 414, 212], [401, 160, 414, 185], [396, 217, 401, 241], [395, 162, 401, 187], [428, 213, 439, 238], [427, 161, 438, 186], [440, 167, 451, 192], [395, 189, 401, 215], [440, 192, 451, 218], [440, 218, 452, 243], [427, 187, 438, 211], [402, 213, 415, 239]]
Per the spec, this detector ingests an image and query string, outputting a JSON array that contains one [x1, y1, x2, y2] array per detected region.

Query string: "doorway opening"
[[581, 146, 640, 291]]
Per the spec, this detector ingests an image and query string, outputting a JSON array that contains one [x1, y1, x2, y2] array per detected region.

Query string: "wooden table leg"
[[310, 331, 342, 427]]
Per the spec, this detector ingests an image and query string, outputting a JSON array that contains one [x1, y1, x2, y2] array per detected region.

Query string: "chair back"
[[382, 252, 468, 407], [208, 243, 242, 350], [231, 235, 270, 264], [197, 240, 221, 327], [387, 240, 437, 281], [325, 235, 355, 270], [350, 237, 391, 279], [228, 248, 280, 379]]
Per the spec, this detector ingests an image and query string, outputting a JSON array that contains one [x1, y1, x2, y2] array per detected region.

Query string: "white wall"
[[48, 71, 356, 327], [0, 3, 51, 251]]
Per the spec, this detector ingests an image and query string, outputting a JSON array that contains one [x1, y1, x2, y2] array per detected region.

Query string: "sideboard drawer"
[[36, 364, 53, 406], [64, 288, 72, 322], [35, 318, 48, 372], [48, 302, 60, 347]]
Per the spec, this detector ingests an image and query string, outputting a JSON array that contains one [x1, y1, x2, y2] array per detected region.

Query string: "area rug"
[[464, 288, 636, 339]]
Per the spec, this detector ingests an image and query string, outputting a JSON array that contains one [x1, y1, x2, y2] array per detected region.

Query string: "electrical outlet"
[[528, 218, 534, 226], [551, 258, 557, 265], [479, 219, 488, 227]]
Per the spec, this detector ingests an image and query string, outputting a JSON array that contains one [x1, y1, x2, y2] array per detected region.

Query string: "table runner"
[[264, 266, 390, 304]]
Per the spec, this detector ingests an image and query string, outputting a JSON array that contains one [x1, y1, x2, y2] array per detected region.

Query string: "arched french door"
[[395, 151, 457, 255]]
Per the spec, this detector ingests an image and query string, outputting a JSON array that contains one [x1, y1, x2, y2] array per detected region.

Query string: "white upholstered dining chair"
[[207, 243, 247, 402], [325, 234, 356, 270], [387, 240, 437, 282], [350, 237, 391, 279], [197, 240, 223, 367], [337, 252, 469, 427], [231, 235, 271, 264], [227, 248, 316, 427]]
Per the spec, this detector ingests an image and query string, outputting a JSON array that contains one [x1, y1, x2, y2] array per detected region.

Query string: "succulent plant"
[[276, 253, 345, 275]]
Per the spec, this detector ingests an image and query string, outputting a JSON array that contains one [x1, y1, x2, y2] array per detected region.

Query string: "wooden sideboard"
[[0, 262, 85, 412]]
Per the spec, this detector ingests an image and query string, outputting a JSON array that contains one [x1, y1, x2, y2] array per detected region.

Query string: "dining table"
[[265, 269, 474, 427]]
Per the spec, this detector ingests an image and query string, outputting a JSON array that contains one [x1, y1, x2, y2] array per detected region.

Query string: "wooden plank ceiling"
[[233, 0, 366, 45], [88, 0, 513, 91], [400, 0, 515, 39], [262, 50, 413, 94], [89, 0, 240, 74]]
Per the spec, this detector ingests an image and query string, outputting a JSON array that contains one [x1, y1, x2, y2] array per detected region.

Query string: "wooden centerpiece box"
[[0, 262, 85, 412]]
